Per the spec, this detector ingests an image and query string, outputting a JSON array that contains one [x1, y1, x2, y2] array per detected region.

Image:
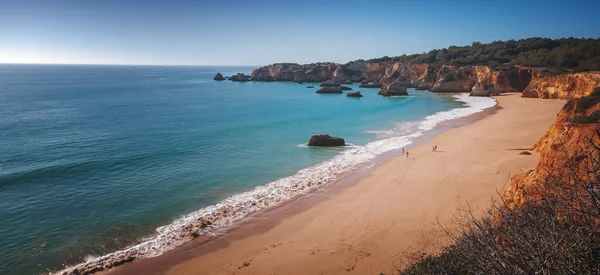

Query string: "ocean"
[[0, 64, 496, 274]]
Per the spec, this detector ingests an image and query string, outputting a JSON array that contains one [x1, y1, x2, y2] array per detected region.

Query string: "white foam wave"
[[56, 94, 496, 274]]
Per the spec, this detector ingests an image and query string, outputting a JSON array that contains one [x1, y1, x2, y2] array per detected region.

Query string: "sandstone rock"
[[522, 72, 600, 99], [470, 82, 492, 97], [316, 86, 343, 93], [346, 91, 363, 97], [307, 134, 345, 146], [430, 65, 477, 93], [320, 80, 340, 87], [340, 85, 352, 91], [503, 91, 600, 207], [378, 82, 408, 96], [519, 151, 532, 155], [213, 73, 225, 81], [229, 73, 251, 82]]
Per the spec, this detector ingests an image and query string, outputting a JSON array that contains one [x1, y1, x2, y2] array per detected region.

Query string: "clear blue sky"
[[1, 0, 599, 66]]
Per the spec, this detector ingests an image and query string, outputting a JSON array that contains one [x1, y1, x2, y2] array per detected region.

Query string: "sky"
[[1, 0, 599, 66]]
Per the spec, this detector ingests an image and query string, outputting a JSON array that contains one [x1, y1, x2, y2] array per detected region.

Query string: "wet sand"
[[106, 93, 565, 275]]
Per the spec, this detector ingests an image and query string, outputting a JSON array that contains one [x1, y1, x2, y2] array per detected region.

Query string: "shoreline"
[[54, 93, 497, 275], [96, 95, 501, 275], [104, 93, 564, 275]]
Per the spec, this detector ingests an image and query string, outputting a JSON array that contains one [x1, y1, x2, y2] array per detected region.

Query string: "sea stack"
[[316, 86, 343, 93], [346, 91, 363, 97], [213, 73, 225, 81], [316, 80, 343, 93], [378, 82, 408, 96], [307, 134, 345, 147], [229, 73, 251, 82]]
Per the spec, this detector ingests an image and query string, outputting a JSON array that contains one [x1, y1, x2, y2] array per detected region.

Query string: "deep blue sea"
[[0, 64, 495, 274]]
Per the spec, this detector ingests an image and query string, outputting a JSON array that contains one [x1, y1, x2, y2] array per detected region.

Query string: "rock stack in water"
[[346, 91, 363, 97], [378, 82, 408, 96], [213, 73, 225, 81], [229, 73, 251, 82], [307, 134, 346, 146], [316, 80, 343, 93]]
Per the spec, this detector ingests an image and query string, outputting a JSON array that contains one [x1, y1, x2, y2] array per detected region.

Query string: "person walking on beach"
[[406, 151, 409, 159]]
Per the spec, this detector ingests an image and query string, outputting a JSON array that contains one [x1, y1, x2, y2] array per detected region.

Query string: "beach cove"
[[103, 94, 565, 274]]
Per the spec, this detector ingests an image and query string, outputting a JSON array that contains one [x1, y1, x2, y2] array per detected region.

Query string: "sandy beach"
[[107, 93, 565, 275]]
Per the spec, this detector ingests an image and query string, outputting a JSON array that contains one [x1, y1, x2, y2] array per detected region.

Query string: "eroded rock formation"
[[378, 82, 408, 96], [229, 73, 251, 82], [521, 72, 600, 99], [503, 90, 600, 207], [316, 86, 343, 94], [213, 73, 225, 81], [307, 134, 346, 146], [346, 91, 363, 97], [250, 61, 540, 96]]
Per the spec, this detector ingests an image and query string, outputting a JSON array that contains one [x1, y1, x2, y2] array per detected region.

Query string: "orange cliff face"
[[503, 90, 600, 207], [522, 72, 600, 99], [250, 61, 540, 95]]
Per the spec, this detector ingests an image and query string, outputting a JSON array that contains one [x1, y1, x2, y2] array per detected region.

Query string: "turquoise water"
[[0, 64, 492, 274]]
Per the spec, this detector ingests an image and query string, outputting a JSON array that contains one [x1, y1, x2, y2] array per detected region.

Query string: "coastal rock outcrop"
[[213, 73, 225, 81], [503, 89, 600, 207], [346, 91, 363, 97], [320, 80, 340, 86], [251, 61, 539, 96], [429, 65, 477, 93], [340, 86, 352, 91], [229, 73, 251, 82], [307, 134, 346, 146], [316, 86, 343, 93], [469, 82, 500, 97], [251, 63, 339, 82], [521, 72, 600, 99], [378, 82, 408, 96]]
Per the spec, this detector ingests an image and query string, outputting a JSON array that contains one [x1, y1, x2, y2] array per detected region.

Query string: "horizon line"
[[0, 62, 263, 67]]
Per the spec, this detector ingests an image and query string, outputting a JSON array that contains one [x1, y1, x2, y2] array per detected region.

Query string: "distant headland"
[[219, 37, 600, 98]]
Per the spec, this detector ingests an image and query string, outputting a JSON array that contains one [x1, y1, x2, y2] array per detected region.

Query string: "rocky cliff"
[[503, 89, 600, 207], [521, 72, 600, 99], [250, 62, 537, 95]]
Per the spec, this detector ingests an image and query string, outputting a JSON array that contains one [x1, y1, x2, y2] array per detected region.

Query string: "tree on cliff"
[[362, 37, 600, 72]]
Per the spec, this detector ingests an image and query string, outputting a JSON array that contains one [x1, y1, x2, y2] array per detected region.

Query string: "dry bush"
[[401, 129, 600, 275]]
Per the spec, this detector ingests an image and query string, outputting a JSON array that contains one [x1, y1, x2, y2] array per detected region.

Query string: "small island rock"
[[340, 85, 352, 91], [316, 86, 343, 93], [320, 80, 340, 87], [307, 134, 345, 147], [213, 73, 225, 81], [347, 91, 363, 97], [229, 73, 251, 82], [378, 82, 408, 96]]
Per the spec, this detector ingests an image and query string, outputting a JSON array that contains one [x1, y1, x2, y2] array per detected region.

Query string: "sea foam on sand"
[[55, 94, 496, 274]]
